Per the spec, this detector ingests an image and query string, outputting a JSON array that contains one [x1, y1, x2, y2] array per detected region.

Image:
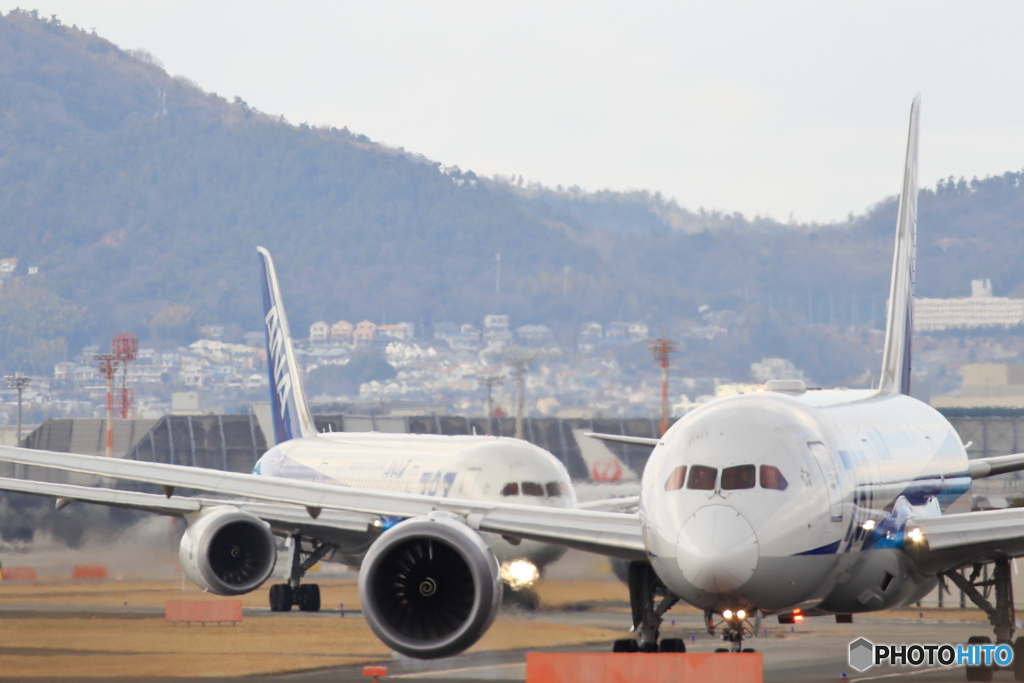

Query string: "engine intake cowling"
[[179, 506, 277, 596], [358, 513, 503, 659]]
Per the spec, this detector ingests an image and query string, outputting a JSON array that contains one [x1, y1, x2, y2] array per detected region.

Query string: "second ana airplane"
[[4, 96, 1024, 682]]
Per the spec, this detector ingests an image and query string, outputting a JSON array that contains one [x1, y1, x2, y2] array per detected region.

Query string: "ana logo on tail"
[[264, 303, 293, 427], [257, 246, 315, 445]]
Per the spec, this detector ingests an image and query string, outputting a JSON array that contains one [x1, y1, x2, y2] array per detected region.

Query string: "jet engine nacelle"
[[178, 506, 277, 596], [358, 512, 503, 659]]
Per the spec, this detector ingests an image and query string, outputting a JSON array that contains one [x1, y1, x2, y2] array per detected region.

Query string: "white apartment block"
[[915, 279, 1024, 331]]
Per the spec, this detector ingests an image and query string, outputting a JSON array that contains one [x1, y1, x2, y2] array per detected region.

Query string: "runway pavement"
[[0, 593, 1005, 682], [258, 612, 994, 683]]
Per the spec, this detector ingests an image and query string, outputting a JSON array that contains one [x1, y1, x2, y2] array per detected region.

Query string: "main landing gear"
[[611, 562, 685, 653], [943, 558, 1024, 682], [268, 535, 335, 612]]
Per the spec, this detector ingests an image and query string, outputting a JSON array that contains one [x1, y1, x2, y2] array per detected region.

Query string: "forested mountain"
[[2, 9, 1024, 384]]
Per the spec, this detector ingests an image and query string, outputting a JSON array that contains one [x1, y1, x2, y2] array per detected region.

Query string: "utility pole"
[[495, 253, 501, 294], [4, 372, 31, 447], [512, 360, 527, 440], [477, 375, 504, 421], [94, 354, 119, 458], [648, 337, 678, 436], [503, 348, 556, 440]]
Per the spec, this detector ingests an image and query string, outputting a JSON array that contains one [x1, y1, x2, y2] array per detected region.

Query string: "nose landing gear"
[[706, 607, 757, 653]]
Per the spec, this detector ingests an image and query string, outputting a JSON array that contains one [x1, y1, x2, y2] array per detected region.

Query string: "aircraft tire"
[[715, 648, 729, 653], [742, 648, 756, 653], [659, 638, 685, 653], [269, 584, 293, 612], [966, 636, 992, 682], [501, 587, 539, 611], [612, 639, 639, 653], [297, 584, 321, 612]]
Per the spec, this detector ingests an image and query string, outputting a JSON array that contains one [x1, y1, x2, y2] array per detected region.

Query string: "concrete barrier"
[[72, 564, 108, 580], [165, 600, 243, 624], [526, 652, 763, 683], [0, 567, 37, 581]]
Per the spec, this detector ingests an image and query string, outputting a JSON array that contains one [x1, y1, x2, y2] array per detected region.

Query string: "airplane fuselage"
[[640, 388, 971, 616], [255, 432, 575, 569]]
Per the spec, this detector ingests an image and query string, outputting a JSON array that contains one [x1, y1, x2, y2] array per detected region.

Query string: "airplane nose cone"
[[676, 505, 759, 593]]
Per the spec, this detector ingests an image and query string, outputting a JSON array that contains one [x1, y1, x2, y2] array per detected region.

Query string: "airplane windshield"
[[664, 466, 688, 491], [522, 482, 544, 496], [760, 465, 789, 491], [686, 465, 717, 490], [501, 482, 519, 496], [722, 465, 756, 490], [545, 482, 564, 497]]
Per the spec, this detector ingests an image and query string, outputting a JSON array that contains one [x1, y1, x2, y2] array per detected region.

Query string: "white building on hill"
[[915, 279, 1024, 331]]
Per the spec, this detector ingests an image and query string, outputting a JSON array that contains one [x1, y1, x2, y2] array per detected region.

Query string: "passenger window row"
[[501, 481, 567, 497], [664, 464, 788, 492]]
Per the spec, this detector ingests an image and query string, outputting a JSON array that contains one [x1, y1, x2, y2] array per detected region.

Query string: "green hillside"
[[2, 10, 1024, 386]]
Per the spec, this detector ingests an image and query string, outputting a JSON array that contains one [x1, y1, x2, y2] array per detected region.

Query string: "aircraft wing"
[[905, 507, 1024, 575], [0, 475, 376, 540], [584, 432, 660, 447], [0, 445, 646, 561], [968, 452, 1024, 478]]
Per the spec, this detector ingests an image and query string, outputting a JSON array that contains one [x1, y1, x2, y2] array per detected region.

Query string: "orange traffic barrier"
[[72, 564, 108, 580], [363, 664, 387, 681], [526, 652, 763, 683], [0, 567, 37, 581], [165, 600, 243, 624]]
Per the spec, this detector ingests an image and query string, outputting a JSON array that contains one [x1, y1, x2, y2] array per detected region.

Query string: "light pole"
[[477, 375, 504, 433], [4, 372, 31, 447]]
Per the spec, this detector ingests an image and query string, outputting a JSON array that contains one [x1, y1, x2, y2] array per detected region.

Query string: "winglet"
[[257, 247, 317, 444], [878, 95, 920, 396]]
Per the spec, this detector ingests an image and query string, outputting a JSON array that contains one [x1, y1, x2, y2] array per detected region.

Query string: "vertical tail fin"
[[257, 247, 316, 444], [878, 95, 920, 397]]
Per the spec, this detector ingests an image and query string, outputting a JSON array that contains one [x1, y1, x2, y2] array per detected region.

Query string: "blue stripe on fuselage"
[[797, 540, 841, 556]]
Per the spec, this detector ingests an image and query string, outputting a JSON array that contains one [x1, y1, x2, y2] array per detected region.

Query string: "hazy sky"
[[6, 2, 1024, 223]]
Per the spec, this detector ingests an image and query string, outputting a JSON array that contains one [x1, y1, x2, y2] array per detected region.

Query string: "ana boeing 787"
[[2, 96, 1024, 681]]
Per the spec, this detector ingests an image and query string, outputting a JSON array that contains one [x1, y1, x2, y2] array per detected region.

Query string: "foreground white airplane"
[[2, 96, 1024, 679]]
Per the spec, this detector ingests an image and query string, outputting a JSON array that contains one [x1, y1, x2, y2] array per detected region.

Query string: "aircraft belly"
[[816, 548, 931, 613]]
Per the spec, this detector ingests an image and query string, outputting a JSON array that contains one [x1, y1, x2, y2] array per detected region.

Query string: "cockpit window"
[[760, 465, 789, 491], [664, 466, 688, 491], [545, 482, 563, 497], [686, 465, 717, 490], [722, 465, 756, 490], [501, 482, 519, 496], [521, 481, 544, 497]]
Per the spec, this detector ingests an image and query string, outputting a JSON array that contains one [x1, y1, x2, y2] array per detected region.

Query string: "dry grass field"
[[0, 573, 990, 677], [0, 578, 632, 677]]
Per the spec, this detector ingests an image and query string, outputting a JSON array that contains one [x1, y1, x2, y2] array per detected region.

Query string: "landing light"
[[862, 520, 876, 531], [908, 527, 925, 544], [722, 609, 733, 619], [736, 609, 746, 620], [793, 608, 804, 622], [500, 560, 540, 590]]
